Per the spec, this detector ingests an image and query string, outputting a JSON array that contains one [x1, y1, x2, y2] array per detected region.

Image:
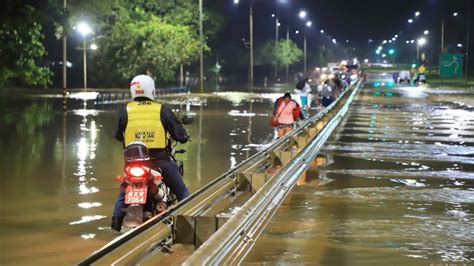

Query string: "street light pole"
[[249, 1, 254, 89], [62, 0, 67, 111], [76, 22, 92, 91], [286, 26, 289, 83], [299, 12, 310, 75], [466, 0, 471, 81], [304, 32, 307, 74], [83, 37, 87, 90], [199, 0, 204, 93], [62, 0, 67, 92], [416, 42, 420, 65], [275, 17, 279, 82], [417, 37, 426, 66], [441, 18, 445, 52]]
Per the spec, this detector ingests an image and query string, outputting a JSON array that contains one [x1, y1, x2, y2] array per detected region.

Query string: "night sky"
[[216, 0, 469, 41], [39, 0, 472, 87]]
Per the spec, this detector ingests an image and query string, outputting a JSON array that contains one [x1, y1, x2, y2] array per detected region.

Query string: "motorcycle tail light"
[[126, 164, 150, 184], [129, 166, 146, 177]]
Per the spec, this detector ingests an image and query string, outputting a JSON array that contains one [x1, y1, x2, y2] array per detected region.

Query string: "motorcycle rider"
[[111, 74, 190, 231]]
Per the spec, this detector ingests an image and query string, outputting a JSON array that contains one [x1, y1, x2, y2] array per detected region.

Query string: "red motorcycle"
[[115, 142, 176, 229]]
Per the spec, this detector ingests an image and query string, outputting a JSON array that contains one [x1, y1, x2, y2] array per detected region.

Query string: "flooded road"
[[0, 90, 280, 265], [1, 77, 473, 265], [245, 76, 474, 265]]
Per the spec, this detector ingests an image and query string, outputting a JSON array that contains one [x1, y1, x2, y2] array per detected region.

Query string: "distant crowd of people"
[[271, 75, 348, 138], [393, 64, 427, 85]]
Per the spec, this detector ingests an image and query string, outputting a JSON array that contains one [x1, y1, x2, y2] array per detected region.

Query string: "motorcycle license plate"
[[125, 186, 148, 204]]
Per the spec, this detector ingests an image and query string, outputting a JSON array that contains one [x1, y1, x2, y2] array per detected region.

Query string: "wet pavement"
[[245, 75, 474, 265]]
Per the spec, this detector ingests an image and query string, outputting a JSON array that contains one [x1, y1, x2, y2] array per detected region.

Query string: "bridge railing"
[[78, 79, 364, 265], [94, 87, 190, 104]]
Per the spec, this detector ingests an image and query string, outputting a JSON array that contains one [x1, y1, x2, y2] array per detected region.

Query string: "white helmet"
[[130, 75, 156, 100]]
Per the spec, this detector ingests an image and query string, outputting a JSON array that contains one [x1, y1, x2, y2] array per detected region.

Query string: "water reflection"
[[245, 74, 474, 264], [74, 101, 100, 196], [0, 91, 279, 264]]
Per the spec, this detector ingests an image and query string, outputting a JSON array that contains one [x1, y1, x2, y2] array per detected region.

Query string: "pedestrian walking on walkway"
[[271, 92, 303, 138]]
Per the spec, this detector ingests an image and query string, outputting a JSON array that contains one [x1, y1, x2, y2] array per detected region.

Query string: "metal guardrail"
[[184, 79, 363, 264], [94, 87, 190, 104], [78, 79, 363, 265]]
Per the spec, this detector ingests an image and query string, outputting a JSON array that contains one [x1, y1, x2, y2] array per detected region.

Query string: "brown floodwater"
[[245, 74, 474, 265], [2, 77, 473, 265], [0, 89, 284, 265]]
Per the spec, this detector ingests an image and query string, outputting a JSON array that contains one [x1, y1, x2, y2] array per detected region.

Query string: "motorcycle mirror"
[[181, 115, 194, 125]]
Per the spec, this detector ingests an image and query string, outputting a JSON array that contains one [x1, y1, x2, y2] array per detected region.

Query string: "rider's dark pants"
[[113, 160, 189, 218]]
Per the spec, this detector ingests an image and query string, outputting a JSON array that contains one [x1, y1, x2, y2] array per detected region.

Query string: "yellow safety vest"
[[418, 65, 426, 74], [124, 101, 167, 149]]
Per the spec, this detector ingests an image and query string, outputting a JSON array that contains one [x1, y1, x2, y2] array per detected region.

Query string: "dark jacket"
[[115, 97, 189, 161]]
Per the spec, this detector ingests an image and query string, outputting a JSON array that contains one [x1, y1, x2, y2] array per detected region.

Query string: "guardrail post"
[[297, 154, 327, 186], [174, 215, 195, 245]]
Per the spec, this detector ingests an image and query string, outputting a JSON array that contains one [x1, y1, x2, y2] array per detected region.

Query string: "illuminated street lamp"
[[424, 30, 429, 35], [408, 19, 413, 23], [76, 22, 92, 90], [299, 10, 307, 19], [233, 0, 257, 89], [417, 37, 426, 46], [415, 11, 420, 17], [302, 20, 312, 74], [320, 29, 324, 34], [453, 12, 458, 17], [90, 43, 98, 50], [457, 43, 463, 48], [417, 37, 426, 65]]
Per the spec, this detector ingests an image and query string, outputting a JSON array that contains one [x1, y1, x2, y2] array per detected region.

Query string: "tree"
[[95, 8, 201, 82], [63, 0, 221, 85], [277, 40, 303, 67], [0, 3, 52, 88], [255, 41, 277, 67], [256, 39, 302, 69]]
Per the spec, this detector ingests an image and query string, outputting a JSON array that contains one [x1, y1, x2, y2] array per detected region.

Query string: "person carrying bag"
[[271, 93, 302, 138]]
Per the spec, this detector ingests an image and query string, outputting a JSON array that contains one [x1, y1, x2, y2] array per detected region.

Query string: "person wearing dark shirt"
[[111, 74, 190, 231]]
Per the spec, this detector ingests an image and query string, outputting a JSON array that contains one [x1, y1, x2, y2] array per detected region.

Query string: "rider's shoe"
[[111, 215, 124, 232]]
